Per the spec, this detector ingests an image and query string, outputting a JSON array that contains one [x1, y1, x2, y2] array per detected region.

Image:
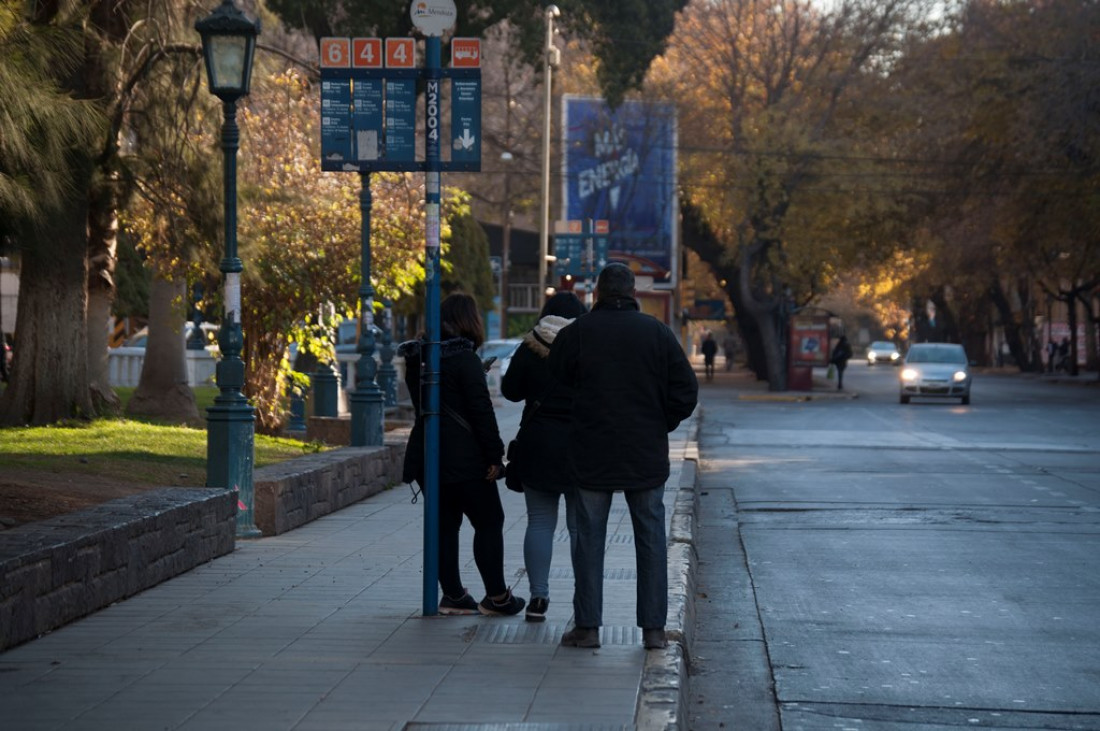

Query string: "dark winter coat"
[[831, 338, 853, 367], [399, 337, 505, 487], [500, 315, 578, 493], [547, 296, 698, 492]]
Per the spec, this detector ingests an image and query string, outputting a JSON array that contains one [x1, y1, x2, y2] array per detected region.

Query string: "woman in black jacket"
[[831, 335, 853, 390], [500, 292, 587, 622], [400, 293, 525, 616]]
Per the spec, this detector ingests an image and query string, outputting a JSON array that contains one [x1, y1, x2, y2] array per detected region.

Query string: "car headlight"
[[890, 353, 900, 361], [901, 368, 919, 381], [953, 370, 968, 382]]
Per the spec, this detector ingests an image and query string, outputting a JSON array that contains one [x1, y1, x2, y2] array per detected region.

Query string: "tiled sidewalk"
[[1, 417, 698, 731]]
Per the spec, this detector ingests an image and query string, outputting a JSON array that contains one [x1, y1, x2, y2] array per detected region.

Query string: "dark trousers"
[[836, 362, 847, 389], [439, 477, 507, 599], [572, 486, 667, 629]]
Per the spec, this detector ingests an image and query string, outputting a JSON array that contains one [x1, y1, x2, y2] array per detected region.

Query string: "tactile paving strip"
[[476, 623, 643, 646], [404, 724, 631, 730]]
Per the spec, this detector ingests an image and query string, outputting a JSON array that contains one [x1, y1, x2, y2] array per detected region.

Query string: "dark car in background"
[[899, 342, 972, 405]]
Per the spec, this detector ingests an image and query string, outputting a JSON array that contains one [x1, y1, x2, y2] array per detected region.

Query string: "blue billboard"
[[561, 97, 677, 285]]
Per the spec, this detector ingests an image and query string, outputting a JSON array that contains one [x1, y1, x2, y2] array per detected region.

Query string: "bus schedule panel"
[[319, 67, 481, 173]]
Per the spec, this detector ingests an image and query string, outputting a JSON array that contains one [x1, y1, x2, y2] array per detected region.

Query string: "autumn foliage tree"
[[653, 0, 920, 387], [236, 70, 462, 433]]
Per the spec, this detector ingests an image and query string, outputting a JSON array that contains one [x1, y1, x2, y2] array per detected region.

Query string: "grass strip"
[[0, 387, 322, 487]]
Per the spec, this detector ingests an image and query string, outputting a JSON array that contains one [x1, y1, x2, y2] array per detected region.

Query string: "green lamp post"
[[196, 0, 261, 538]]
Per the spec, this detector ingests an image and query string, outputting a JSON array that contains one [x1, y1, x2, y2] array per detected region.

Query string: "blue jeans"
[[572, 485, 667, 629], [523, 488, 578, 599]]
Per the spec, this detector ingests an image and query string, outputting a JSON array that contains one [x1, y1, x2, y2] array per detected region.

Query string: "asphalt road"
[[690, 363, 1100, 730]]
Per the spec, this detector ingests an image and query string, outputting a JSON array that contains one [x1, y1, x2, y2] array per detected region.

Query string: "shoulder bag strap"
[[442, 402, 474, 433]]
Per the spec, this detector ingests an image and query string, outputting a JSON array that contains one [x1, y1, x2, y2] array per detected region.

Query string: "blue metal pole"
[[422, 34, 443, 616], [206, 98, 260, 538], [350, 171, 384, 446]]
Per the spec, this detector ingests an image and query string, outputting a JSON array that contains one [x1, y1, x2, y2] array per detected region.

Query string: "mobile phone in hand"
[[482, 356, 497, 372]]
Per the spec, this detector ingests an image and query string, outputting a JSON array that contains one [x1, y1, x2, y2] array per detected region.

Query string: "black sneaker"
[[478, 590, 526, 616], [439, 589, 479, 615], [525, 597, 549, 623]]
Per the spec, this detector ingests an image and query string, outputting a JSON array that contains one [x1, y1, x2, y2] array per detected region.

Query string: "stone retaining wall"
[[0, 441, 409, 650], [0, 488, 236, 652], [252, 440, 406, 536]]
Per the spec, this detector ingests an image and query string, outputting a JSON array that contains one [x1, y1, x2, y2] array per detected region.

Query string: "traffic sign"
[[554, 233, 609, 278]]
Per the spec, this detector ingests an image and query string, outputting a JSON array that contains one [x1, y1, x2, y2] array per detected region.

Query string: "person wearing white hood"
[[500, 291, 588, 623]]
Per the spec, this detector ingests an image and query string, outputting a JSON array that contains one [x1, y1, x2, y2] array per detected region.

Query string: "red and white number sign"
[[385, 38, 416, 68], [352, 38, 382, 68], [320, 38, 351, 68]]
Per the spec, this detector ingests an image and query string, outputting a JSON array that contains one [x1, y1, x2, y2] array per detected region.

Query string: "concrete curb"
[[636, 413, 701, 730]]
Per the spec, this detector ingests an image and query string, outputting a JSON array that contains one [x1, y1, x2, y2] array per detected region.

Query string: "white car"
[[899, 343, 972, 405], [866, 340, 901, 366]]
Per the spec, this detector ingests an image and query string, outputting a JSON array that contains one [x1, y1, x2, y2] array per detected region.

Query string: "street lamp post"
[[538, 5, 561, 305], [196, 0, 261, 538], [349, 172, 384, 446]]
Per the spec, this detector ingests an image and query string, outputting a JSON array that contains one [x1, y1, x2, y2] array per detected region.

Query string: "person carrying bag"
[[399, 293, 526, 617], [500, 292, 587, 623]]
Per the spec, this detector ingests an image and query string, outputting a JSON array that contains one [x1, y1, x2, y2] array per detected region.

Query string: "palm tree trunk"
[[0, 189, 96, 426]]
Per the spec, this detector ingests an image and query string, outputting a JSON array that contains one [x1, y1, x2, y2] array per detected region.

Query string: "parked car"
[[866, 340, 901, 366], [899, 342, 972, 405]]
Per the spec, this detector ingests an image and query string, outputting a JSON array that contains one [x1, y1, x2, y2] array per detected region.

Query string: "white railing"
[[108, 348, 218, 388], [109, 347, 405, 405]]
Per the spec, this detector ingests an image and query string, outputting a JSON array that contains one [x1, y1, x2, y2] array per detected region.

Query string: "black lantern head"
[[195, 0, 261, 102]]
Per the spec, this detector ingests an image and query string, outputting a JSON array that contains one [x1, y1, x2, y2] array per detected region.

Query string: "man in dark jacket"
[[548, 263, 698, 650]]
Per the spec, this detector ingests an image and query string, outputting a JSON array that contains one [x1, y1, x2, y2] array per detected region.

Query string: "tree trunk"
[[726, 280, 768, 380], [989, 279, 1030, 372], [0, 190, 96, 426], [1066, 291, 1080, 377], [86, 169, 121, 413], [736, 259, 786, 391], [125, 275, 199, 424]]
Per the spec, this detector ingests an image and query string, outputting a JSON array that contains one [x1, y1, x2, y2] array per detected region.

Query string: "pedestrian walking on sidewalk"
[[399, 293, 526, 617], [831, 335, 853, 390], [722, 333, 737, 371], [501, 291, 587, 623], [549, 263, 699, 650], [701, 332, 718, 381]]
